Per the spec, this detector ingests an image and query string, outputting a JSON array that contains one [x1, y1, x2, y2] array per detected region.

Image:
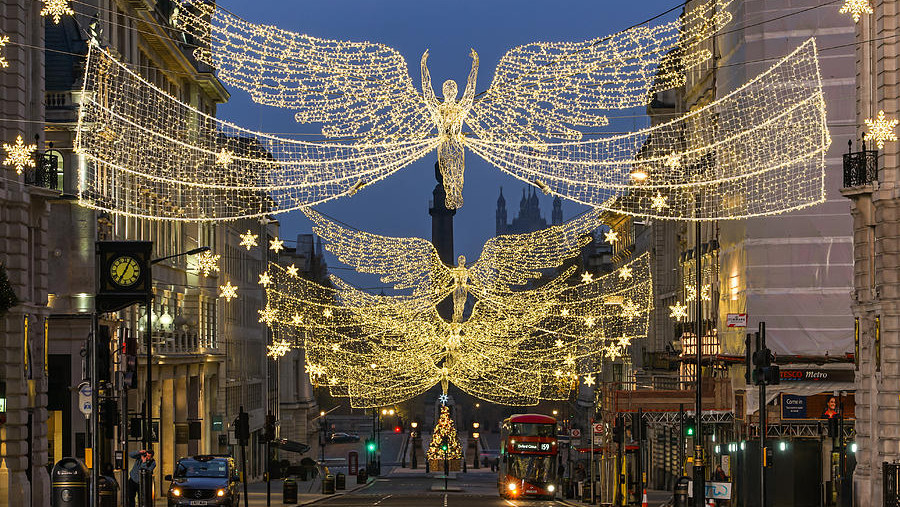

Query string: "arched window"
[[45, 149, 64, 192]]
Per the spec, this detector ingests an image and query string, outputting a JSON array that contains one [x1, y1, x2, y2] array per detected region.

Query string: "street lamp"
[[143, 246, 210, 449], [320, 410, 327, 464], [410, 421, 419, 469]]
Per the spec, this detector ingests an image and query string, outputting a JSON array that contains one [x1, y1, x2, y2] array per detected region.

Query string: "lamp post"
[[472, 422, 480, 469], [320, 410, 327, 464], [143, 246, 210, 450], [411, 421, 419, 469]]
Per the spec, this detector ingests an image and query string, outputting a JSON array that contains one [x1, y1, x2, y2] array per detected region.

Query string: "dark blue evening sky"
[[217, 0, 682, 290]]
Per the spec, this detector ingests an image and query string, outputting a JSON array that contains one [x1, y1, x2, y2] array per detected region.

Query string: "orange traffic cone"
[[642, 488, 649, 507]]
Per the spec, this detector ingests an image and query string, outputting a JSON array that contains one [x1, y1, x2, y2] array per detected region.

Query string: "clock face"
[[109, 255, 142, 288]]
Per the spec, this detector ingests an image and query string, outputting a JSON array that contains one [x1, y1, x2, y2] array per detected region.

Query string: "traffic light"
[[394, 426, 402, 434], [99, 398, 118, 438], [612, 415, 624, 442], [96, 325, 111, 383], [235, 408, 250, 446], [684, 416, 696, 437], [264, 413, 276, 442], [366, 440, 376, 452], [123, 335, 138, 389]]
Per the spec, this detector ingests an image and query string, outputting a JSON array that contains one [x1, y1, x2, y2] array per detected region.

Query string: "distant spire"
[[552, 196, 562, 225]]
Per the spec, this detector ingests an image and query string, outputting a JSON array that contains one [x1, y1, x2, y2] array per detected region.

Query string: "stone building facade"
[[0, 1, 54, 504], [842, 1, 900, 504]]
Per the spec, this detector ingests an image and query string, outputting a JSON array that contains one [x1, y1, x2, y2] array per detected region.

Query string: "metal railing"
[[24, 152, 59, 190], [843, 140, 878, 187]]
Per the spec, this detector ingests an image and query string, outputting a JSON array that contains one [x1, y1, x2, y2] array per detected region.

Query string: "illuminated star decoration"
[[267, 339, 292, 358], [650, 192, 669, 210], [286, 264, 299, 277], [839, 0, 873, 22], [196, 251, 220, 276], [40, 0, 75, 24], [291, 313, 302, 325], [864, 110, 898, 150], [583, 375, 595, 387], [554, 339, 565, 348], [269, 237, 285, 254], [3, 135, 37, 175], [618, 266, 632, 280], [219, 281, 238, 302], [580, 272, 595, 284], [669, 301, 688, 321], [438, 394, 450, 405], [621, 299, 640, 320], [584, 316, 596, 328], [604, 230, 619, 244], [239, 230, 258, 250], [0, 35, 10, 68], [215, 148, 234, 166], [323, 308, 333, 318], [258, 271, 272, 286]]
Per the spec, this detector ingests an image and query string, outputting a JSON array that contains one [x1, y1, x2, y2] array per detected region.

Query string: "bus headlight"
[[217, 488, 226, 497], [507, 482, 517, 491], [548, 484, 556, 492]]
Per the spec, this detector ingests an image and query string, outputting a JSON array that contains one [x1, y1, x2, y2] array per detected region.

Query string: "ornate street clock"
[[96, 241, 152, 313]]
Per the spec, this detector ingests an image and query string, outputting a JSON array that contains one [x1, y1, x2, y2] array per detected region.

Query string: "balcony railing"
[[24, 152, 59, 190], [843, 139, 878, 187]]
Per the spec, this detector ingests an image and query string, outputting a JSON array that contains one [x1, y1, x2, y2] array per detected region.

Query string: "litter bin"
[[674, 476, 690, 507], [51, 457, 89, 507], [357, 468, 367, 484], [322, 473, 335, 494], [562, 477, 572, 499], [336, 472, 346, 490], [97, 475, 118, 507], [282, 478, 298, 504]]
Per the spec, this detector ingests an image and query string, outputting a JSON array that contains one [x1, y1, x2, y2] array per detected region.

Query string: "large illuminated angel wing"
[[175, 0, 433, 141], [303, 209, 452, 293], [469, 209, 602, 292], [466, 39, 829, 220], [468, 0, 731, 144]]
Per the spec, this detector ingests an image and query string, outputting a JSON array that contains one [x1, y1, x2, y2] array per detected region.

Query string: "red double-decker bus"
[[497, 414, 558, 499]]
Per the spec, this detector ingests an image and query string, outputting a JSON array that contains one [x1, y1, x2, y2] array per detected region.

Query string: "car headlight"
[[171, 487, 182, 497], [548, 484, 556, 492], [507, 482, 517, 491], [217, 488, 226, 497]]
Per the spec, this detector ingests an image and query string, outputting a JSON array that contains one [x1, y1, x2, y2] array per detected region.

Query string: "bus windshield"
[[507, 454, 556, 484], [509, 423, 556, 437]]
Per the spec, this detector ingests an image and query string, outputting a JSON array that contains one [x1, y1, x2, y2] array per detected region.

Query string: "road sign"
[[592, 423, 605, 445], [726, 313, 748, 327], [570, 428, 582, 439], [78, 382, 92, 416]]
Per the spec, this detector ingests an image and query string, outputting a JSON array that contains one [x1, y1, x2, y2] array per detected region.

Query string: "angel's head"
[[442, 80, 458, 104], [457, 254, 466, 266]]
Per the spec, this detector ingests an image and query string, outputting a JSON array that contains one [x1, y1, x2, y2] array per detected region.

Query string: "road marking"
[[373, 494, 392, 505], [443, 493, 448, 507]]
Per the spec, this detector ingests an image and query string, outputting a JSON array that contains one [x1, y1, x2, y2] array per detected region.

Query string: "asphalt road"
[[314, 471, 569, 507]]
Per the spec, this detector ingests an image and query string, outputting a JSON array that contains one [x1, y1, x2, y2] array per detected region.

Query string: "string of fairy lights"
[[0, 0, 891, 408]]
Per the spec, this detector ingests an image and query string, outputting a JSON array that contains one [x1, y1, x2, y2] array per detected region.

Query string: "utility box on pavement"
[[51, 458, 89, 507], [282, 478, 298, 504], [336, 472, 346, 490]]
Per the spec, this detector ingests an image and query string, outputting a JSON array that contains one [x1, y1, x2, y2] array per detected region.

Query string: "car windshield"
[[174, 460, 228, 478], [508, 455, 555, 484]]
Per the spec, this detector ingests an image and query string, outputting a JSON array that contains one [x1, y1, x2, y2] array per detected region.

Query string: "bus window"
[[510, 423, 556, 437]]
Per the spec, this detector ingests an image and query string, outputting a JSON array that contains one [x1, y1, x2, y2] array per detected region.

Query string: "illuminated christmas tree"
[[427, 405, 462, 461]]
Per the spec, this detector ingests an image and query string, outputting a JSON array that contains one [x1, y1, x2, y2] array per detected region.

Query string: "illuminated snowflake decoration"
[[291, 313, 302, 325], [215, 148, 234, 167], [267, 339, 292, 358], [554, 339, 565, 348], [580, 272, 595, 284], [258, 304, 277, 325], [0, 35, 10, 68], [438, 394, 449, 405], [305, 362, 326, 376], [583, 375, 595, 387], [269, 237, 285, 254], [584, 316, 596, 328], [239, 230, 258, 250], [650, 192, 669, 210], [864, 110, 898, 149], [196, 251, 220, 276], [621, 299, 640, 321], [219, 281, 238, 302], [564, 355, 575, 366], [258, 271, 272, 286], [669, 301, 688, 321], [286, 264, 299, 277], [840, 0, 873, 22], [3, 135, 36, 175], [40, 0, 74, 24], [618, 266, 632, 280], [616, 335, 631, 348], [323, 308, 333, 318], [604, 230, 619, 244], [560, 308, 569, 317]]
